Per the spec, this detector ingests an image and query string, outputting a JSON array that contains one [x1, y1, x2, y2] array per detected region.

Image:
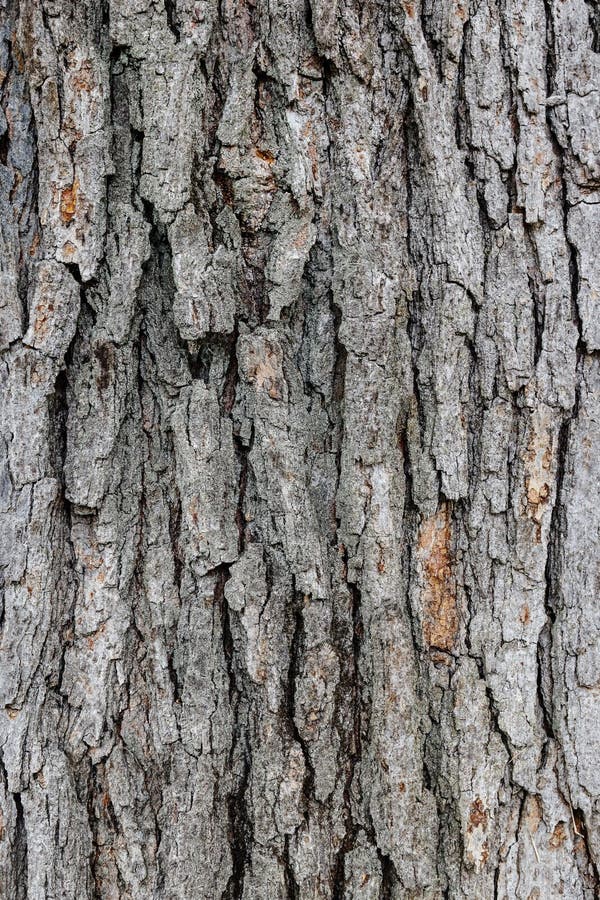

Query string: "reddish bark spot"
[[293, 224, 310, 249], [190, 500, 199, 526], [465, 796, 491, 870], [480, 840, 490, 865], [73, 68, 94, 92], [519, 604, 531, 625], [468, 798, 488, 831]]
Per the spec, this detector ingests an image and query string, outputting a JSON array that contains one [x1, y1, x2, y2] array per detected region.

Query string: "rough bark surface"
[[1, 0, 599, 897]]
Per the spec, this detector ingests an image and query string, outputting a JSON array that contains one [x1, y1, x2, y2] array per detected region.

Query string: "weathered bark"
[[1, 0, 599, 896]]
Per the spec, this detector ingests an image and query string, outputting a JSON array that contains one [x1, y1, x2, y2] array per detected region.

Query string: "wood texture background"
[[1, 0, 599, 896]]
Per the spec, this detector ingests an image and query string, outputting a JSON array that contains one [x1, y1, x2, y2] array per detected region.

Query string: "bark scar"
[[417, 502, 458, 654]]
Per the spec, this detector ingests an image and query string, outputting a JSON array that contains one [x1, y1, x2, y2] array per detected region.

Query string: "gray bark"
[[0, 0, 599, 896]]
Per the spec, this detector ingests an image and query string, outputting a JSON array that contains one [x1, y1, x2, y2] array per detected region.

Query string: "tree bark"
[[1, 0, 599, 896]]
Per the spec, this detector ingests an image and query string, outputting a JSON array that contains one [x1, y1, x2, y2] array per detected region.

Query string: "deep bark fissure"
[[287, 588, 316, 815], [12, 791, 28, 900]]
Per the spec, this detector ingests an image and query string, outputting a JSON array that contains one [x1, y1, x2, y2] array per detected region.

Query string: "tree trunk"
[[1, 0, 599, 896]]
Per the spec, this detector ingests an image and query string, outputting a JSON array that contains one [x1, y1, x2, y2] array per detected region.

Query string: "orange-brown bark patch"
[[60, 178, 79, 224], [254, 147, 276, 164], [549, 821, 567, 849], [524, 795, 542, 833], [418, 503, 457, 652], [522, 416, 554, 540], [29, 231, 40, 257]]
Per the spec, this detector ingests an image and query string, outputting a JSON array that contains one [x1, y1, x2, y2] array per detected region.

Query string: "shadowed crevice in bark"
[[12, 791, 28, 900], [163, 0, 180, 43], [287, 587, 316, 814], [584, 0, 600, 52], [220, 565, 253, 900]]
